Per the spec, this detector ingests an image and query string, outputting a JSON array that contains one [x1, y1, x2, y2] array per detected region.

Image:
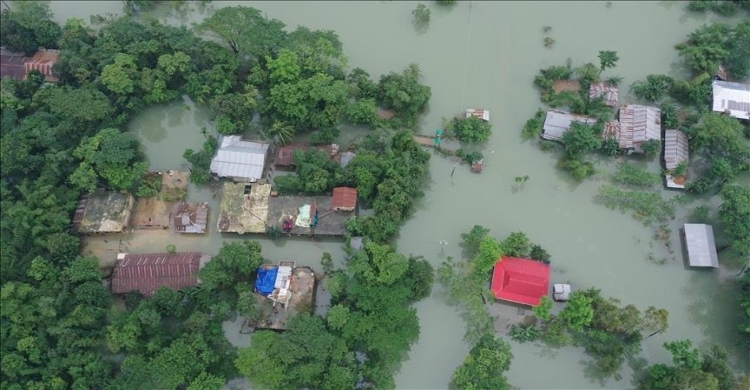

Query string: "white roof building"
[[465, 108, 490, 121], [683, 224, 719, 268], [711, 80, 750, 120], [210, 135, 269, 182]]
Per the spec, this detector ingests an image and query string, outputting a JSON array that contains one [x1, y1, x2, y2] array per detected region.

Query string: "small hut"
[[331, 187, 358, 212], [471, 159, 484, 173], [465, 108, 490, 121], [553, 284, 571, 302]]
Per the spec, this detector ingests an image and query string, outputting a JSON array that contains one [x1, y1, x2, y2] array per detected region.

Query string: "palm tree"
[[598, 50, 620, 75], [266, 120, 295, 146]]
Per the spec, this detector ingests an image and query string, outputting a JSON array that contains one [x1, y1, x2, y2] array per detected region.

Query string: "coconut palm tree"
[[598, 50, 620, 75], [266, 120, 295, 146]]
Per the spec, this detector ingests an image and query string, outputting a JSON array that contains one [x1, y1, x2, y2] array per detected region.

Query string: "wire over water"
[[460, 1, 473, 110]]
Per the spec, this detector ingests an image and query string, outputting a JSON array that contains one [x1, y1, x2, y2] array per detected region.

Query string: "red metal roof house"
[[331, 187, 357, 211], [111, 252, 206, 296], [491, 256, 551, 306]]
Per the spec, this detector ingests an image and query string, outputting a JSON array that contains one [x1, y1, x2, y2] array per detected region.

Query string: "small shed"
[[617, 104, 661, 152], [339, 151, 357, 168], [471, 159, 484, 173], [465, 109, 490, 121], [553, 284, 571, 302], [24, 49, 60, 83], [172, 201, 209, 234], [274, 143, 339, 168], [542, 110, 597, 141], [683, 224, 719, 268], [589, 82, 619, 107], [491, 256, 551, 307], [210, 135, 269, 182], [111, 252, 206, 296], [663, 129, 689, 189], [711, 80, 750, 120], [331, 187, 357, 212]]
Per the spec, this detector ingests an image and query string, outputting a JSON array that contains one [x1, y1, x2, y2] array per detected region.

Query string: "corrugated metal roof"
[[683, 224, 719, 268], [617, 104, 661, 150], [0, 48, 28, 81], [332, 187, 357, 210], [542, 110, 597, 141], [589, 82, 619, 107], [712, 80, 750, 120], [24, 49, 59, 82], [465, 109, 490, 121], [664, 129, 689, 170], [111, 252, 203, 295], [172, 201, 208, 234], [274, 143, 339, 167], [491, 257, 551, 307], [210, 135, 269, 181]]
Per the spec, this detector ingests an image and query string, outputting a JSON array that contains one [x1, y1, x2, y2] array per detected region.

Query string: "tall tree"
[[450, 334, 513, 390], [597, 50, 619, 75], [198, 6, 287, 58]]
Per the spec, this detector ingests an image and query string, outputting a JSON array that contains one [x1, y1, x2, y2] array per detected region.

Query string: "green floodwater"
[[41, 1, 749, 388]]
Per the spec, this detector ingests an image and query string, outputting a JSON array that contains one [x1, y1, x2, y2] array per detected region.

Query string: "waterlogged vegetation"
[[0, 2, 435, 388]]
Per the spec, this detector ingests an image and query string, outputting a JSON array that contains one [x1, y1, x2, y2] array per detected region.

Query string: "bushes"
[[449, 116, 492, 142], [594, 184, 675, 225], [521, 109, 546, 139], [611, 162, 661, 188], [631, 75, 674, 102], [182, 136, 218, 185]]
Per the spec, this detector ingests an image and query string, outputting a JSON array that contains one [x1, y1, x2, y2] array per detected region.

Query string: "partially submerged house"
[[491, 256, 551, 307], [252, 261, 316, 331], [541, 110, 597, 141], [172, 201, 209, 234], [111, 252, 210, 296], [682, 224, 719, 268], [465, 108, 490, 121], [616, 104, 661, 153], [711, 80, 750, 120], [218, 182, 271, 234], [273, 142, 339, 169], [210, 135, 270, 182], [663, 129, 689, 189], [132, 171, 190, 229], [73, 191, 135, 234], [589, 81, 619, 107], [0, 48, 60, 82]]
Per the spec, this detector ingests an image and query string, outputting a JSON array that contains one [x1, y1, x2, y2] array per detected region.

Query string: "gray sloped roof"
[[210, 135, 269, 181], [664, 129, 689, 170], [542, 110, 597, 141], [683, 224, 719, 268], [712, 80, 750, 119], [618, 104, 661, 149]]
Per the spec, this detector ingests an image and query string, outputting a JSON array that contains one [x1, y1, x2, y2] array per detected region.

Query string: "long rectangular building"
[[683, 224, 719, 268]]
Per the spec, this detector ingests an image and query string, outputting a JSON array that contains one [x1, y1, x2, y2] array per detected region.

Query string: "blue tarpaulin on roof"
[[255, 267, 278, 295]]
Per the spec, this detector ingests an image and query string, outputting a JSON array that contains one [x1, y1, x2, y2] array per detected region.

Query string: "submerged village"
[[1, 1, 749, 389]]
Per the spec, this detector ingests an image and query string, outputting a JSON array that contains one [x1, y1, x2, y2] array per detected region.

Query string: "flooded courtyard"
[[50, 1, 748, 388]]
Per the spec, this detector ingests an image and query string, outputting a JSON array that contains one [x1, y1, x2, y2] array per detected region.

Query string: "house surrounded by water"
[[541, 110, 597, 141], [210, 135, 270, 182], [682, 224, 719, 269], [73, 191, 135, 234], [711, 80, 750, 120], [589, 81, 619, 107], [491, 256, 551, 307], [252, 261, 316, 331], [615, 104, 662, 154], [663, 129, 689, 189], [1, 48, 60, 82]]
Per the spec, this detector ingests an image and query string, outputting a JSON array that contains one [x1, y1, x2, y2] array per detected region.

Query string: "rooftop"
[[210, 135, 269, 182], [75, 191, 135, 234], [542, 110, 597, 141], [491, 256, 551, 307], [132, 171, 190, 229], [267, 195, 352, 237], [711, 80, 750, 120], [332, 187, 357, 211], [24, 49, 60, 82], [465, 108, 490, 121], [664, 129, 689, 189], [617, 104, 661, 150], [683, 224, 719, 268], [273, 143, 339, 167], [589, 82, 619, 107], [111, 252, 208, 296], [173, 201, 209, 234], [253, 263, 316, 331], [0, 48, 27, 81], [218, 182, 270, 234]]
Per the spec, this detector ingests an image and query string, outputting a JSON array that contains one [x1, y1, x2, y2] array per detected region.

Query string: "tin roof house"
[[663, 129, 689, 189], [491, 256, 551, 307], [210, 135, 269, 182], [0, 48, 60, 82], [616, 104, 662, 153], [711, 80, 750, 120], [541, 110, 597, 141], [111, 252, 210, 295], [682, 224, 719, 268], [589, 81, 619, 107]]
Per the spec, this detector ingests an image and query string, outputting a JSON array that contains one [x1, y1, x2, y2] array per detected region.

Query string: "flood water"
[[45, 1, 749, 388]]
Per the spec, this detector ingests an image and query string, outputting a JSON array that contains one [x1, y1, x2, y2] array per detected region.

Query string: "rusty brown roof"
[[172, 201, 209, 234], [111, 252, 202, 295], [332, 187, 357, 210], [274, 143, 339, 167], [0, 48, 28, 81]]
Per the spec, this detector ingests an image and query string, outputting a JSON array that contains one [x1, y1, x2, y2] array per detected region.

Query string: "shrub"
[[456, 149, 484, 164], [641, 139, 661, 157], [311, 127, 340, 144], [449, 116, 492, 142], [611, 162, 661, 187], [522, 109, 546, 139]]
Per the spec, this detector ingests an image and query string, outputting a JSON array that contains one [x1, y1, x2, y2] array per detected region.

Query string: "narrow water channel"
[[48, 1, 748, 388]]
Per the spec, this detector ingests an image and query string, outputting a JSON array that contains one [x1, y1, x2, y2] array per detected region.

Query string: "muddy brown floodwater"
[[43, 0, 749, 388]]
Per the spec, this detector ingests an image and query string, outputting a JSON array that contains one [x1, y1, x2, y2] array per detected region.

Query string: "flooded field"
[[47, 1, 748, 388]]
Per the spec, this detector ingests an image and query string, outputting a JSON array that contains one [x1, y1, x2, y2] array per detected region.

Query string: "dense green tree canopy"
[[450, 334, 513, 390], [0, 3, 61, 55]]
